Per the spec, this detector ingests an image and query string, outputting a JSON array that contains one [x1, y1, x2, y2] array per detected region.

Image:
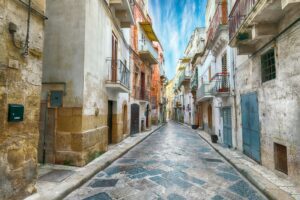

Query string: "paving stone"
[[229, 180, 264, 200], [149, 176, 173, 188], [216, 172, 240, 182], [89, 179, 119, 188], [82, 192, 112, 200], [66, 122, 266, 200], [167, 193, 186, 200]]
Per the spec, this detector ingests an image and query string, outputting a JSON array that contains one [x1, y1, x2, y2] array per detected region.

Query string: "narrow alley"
[[65, 122, 266, 200]]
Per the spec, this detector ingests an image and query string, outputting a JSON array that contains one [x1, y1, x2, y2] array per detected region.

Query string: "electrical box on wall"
[[8, 104, 24, 122], [50, 91, 63, 107]]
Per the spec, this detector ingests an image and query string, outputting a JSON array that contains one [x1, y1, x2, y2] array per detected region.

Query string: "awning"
[[139, 22, 159, 42], [180, 57, 191, 63]]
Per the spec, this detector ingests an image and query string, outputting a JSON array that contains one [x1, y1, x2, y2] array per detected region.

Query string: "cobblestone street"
[[65, 122, 266, 200]]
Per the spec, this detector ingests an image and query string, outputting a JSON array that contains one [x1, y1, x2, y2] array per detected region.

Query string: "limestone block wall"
[[235, 22, 300, 185], [0, 0, 45, 199]]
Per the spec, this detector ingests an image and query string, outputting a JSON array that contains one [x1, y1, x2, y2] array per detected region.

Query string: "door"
[[222, 107, 232, 148], [123, 105, 128, 135], [112, 33, 118, 82], [146, 104, 149, 128], [141, 72, 145, 99], [208, 104, 212, 129], [131, 104, 140, 134], [38, 102, 55, 164], [107, 101, 113, 144], [241, 93, 261, 163]]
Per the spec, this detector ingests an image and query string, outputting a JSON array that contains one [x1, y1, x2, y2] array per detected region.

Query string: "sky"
[[149, 0, 207, 80]]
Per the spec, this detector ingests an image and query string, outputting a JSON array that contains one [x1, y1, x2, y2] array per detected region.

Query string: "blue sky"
[[149, 0, 207, 80]]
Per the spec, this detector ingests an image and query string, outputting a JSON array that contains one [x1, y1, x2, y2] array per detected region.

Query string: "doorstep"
[[25, 124, 165, 200], [195, 129, 300, 200]]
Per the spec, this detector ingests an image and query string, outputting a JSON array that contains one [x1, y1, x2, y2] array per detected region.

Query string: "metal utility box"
[[8, 104, 24, 122], [50, 91, 63, 107]]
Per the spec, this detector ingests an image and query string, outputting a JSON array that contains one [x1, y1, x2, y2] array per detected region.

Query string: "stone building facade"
[[0, 0, 46, 199], [41, 0, 133, 166], [229, 0, 300, 185], [150, 42, 166, 125], [130, 0, 158, 133]]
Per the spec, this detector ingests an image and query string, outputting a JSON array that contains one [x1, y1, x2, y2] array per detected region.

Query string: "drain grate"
[[203, 158, 223, 163], [89, 179, 119, 188]]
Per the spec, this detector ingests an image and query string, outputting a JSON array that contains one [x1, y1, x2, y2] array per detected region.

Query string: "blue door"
[[241, 93, 261, 163], [222, 107, 232, 148]]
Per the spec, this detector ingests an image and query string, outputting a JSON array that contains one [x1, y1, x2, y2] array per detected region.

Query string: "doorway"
[[146, 104, 149, 128], [222, 107, 232, 148], [38, 101, 55, 164], [130, 104, 140, 134], [111, 33, 118, 82], [241, 93, 261, 163], [107, 101, 113, 144], [122, 104, 128, 135], [208, 104, 212, 130]]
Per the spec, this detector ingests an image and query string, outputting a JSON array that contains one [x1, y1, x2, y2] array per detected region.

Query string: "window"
[[274, 143, 288, 174], [261, 49, 276, 82], [222, 52, 227, 73]]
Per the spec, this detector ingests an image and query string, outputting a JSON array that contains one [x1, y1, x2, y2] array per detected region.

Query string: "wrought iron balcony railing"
[[229, 0, 258, 41], [106, 59, 130, 91], [210, 73, 230, 95], [134, 85, 150, 101], [196, 83, 214, 101], [190, 69, 198, 91], [207, 1, 228, 45]]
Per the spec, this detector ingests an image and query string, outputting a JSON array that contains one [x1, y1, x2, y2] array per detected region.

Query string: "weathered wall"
[[235, 21, 300, 185], [43, 0, 85, 106], [0, 0, 45, 199], [42, 0, 131, 166]]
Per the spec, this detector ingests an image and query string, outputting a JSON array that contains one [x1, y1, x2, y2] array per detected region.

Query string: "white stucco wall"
[[43, 0, 86, 106]]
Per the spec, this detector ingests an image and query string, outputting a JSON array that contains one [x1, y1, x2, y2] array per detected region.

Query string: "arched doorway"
[[131, 104, 139, 134], [208, 104, 212, 129], [123, 104, 128, 135]]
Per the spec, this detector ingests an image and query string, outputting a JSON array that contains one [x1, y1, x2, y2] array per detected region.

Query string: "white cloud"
[[149, 0, 207, 79]]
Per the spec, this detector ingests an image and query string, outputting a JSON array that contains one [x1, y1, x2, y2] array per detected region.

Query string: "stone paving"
[[65, 122, 267, 200]]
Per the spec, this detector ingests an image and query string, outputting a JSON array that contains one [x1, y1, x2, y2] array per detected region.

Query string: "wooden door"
[[222, 107, 232, 148], [241, 93, 261, 163], [131, 104, 140, 134], [107, 101, 113, 144], [112, 33, 118, 82], [38, 102, 56, 164]]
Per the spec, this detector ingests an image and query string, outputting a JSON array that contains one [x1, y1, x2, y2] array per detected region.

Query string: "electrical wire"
[[22, 0, 31, 56]]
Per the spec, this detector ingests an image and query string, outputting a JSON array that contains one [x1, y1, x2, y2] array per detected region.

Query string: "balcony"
[[138, 22, 159, 64], [105, 59, 130, 93], [207, 1, 228, 51], [210, 73, 230, 97], [177, 69, 191, 88], [109, 0, 134, 28], [134, 85, 150, 102], [228, 0, 300, 54], [197, 83, 214, 102], [190, 69, 198, 92]]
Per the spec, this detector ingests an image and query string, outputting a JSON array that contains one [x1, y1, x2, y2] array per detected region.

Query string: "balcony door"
[[141, 72, 145, 99], [112, 33, 118, 82]]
